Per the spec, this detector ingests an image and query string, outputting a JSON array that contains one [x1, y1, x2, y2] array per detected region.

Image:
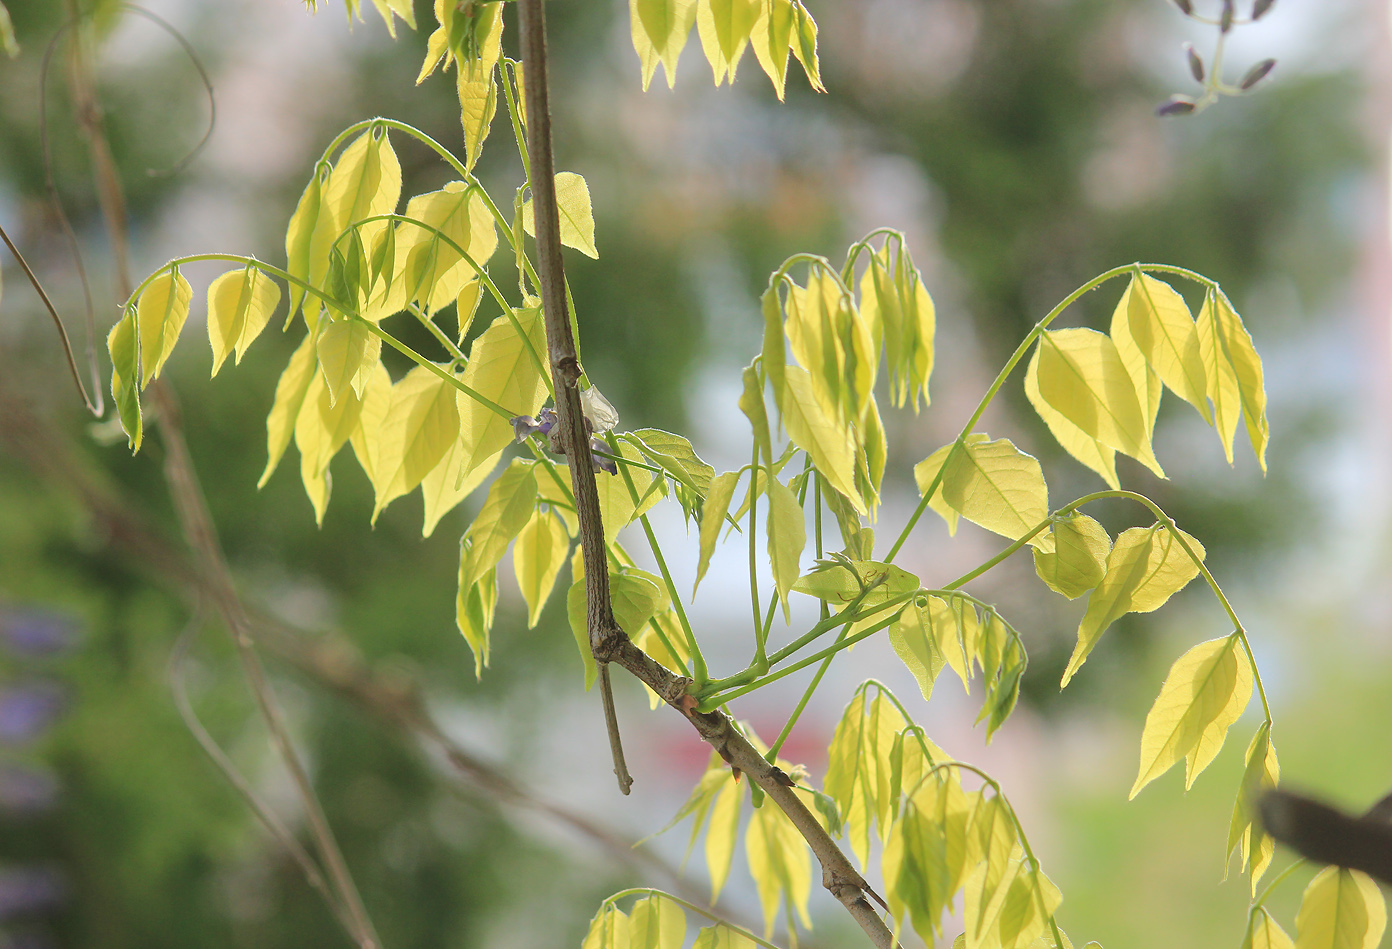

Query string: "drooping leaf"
[[1294, 867, 1386, 949], [746, 787, 813, 935], [349, 360, 394, 496], [393, 181, 499, 314], [766, 476, 805, 622], [1033, 513, 1110, 599], [912, 438, 967, 534], [781, 366, 864, 514], [456, 559, 497, 679], [941, 434, 1051, 549], [594, 441, 663, 544], [629, 0, 698, 89], [460, 459, 538, 594], [580, 904, 631, 949], [706, 773, 743, 899], [859, 241, 936, 411], [628, 894, 684, 949], [521, 171, 599, 259], [107, 311, 143, 451], [457, 60, 497, 173], [1244, 907, 1295, 949], [890, 599, 946, 702], [826, 690, 906, 866], [1198, 286, 1269, 471], [456, 305, 550, 482], [284, 163, 329, 325], [1123, 273, 1210, 423], [738, 362, 772, 467], [259, 332, 320, 487], [1130, 636, 1254, 798], [696, 0, 759, 84], [372, 364, 463, 520], [136, 267, 193, 384], [695, 470, 739, 592], [788, 1, 823, 91], [628, 428, 715, 498], [1024, 345, 1119, 489], [208, 265, 281, 375], [1227, 722, 1281, 892], [1063, 523, 1206, 687], [316, 318, 380, 404], [749, 0, 795, 98], [421, 442, 501, 539]]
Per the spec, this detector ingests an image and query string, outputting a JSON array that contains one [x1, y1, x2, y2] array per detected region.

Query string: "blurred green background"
[[0, 0, 1387, 947]]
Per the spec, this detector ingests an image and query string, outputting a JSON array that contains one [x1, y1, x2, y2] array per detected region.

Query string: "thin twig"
[[515, 3, 898, 944]]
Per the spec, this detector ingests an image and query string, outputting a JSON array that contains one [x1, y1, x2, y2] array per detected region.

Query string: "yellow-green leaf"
[[1245, 907, 1295, 949], [107, 311, 143, 451], [629, 0, 697, 89], [706, 773, 742, 899], [788, 1, 823, 91], [739, 363, 772, 467], [1025, 345, 1119, 489], [691, 925, 759, 949], [825, 690, 905, 866], [259, 332, 320, 488], [1294, 867, 1386, 949], [349, 360, 393, 495], [1198, 286, 1269, 471], [766, 476, 805, 622], [208, 266, 281, 376], [628, 895, 684, 949], [1123, 273, 1210, 423], [522, 171, 598, 259], [461, 459, 538, 590], [1130, 636, 1253, 799], [941, 434, 1051, 548], [316, 318, 380, 404], [457, 60, 497, 173], [1033, 513, 1110, 600], [136, 267, 192, 384], [611, 568, 670, 637], [421, 443, 500, 539], [456, 305, 550, 482], [913, 439, 966, 534], [695, 470, 739, 592], [696, 0, 758, 84], [595, 441, 663, 544], [629, 428, 715, 498], [1035, 327, 1161, 476], [891, 599, 946, 701], [0, 2, 17, 58], [372, 364, 462, 520], [394, 181, 499, 313], [1227, 721, 1280, 892], [749, 0, 794, 98], [1063, 523, 1205, 687], [746, 788, 812, 935], [581, 904, 631, 949], [284, 163, 328, 324], [782, 366, 864, 514], [513, 508, 570, 627]]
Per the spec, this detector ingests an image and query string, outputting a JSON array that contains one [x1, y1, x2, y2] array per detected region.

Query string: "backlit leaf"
[[461, 459, 538, 592], [456, 305, 550, 483], [396, 181, 498, 313], [890, 599, 946, 701], [788, 1, 823, 91], [208, 266, 281, 375], [628, 894, 684, 949], [1227, 721, 1280, 893], [913, 438, 967, 534], [372, 364, 462, 520], [136, 267, 192, 384], [1244, 907, 1295, 949], [1123, 273, 1210, 422], [1063, 523, 1205, 687], [941, 434, 1051, 548], [457, 60, 497, 173], [749, 0, 795, 98], [420, 442, 500, 539], [782, 366, 864, 514], [1294, 867, 1385, 949], [695, 470, 739, 592], [107, 311, 142, 451], [259, 332, 320, 488], [1130, 636, 1253, 798], [1033, 513, 1110, 600], [581, 904, 631, 949], [746, 787, 812, 935], [594, 441, 662, 544], [691, 925, 759, 949], [1025, 345, 1119, 488], [522, 171, 599, 259], [707, 774, 742, 899], [826, 690, 906, 865], [630, 0, 697, 89], [284, 163, 329, 324], [738, 363, 772, 467], [696, 0, 758, 84], [349, 360, 394, 496], [1198, 286, 1269, 471], [628, 428, 715, 498], [766, 476, 805, 622], [316, 318, 380, 404]]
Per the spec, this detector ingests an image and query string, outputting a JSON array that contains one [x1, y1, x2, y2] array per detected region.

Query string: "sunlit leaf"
[[522, 171, 599, 259], [1122, 273, 1210, 422], [510, 508, 569, 629], [259, 332, 320, 488], [395, 181, 499, 313], [595, 441, 663, 544], [1294, 867, 1385, 949], [349, 360, 393, 496], [630, 0, 697, 89], [457, 60, 497, 173], [581, 904, 631, 949], [826, 690, 906, 866], [461, 459, 538, 598], [136, 267, 192, 384], [628, 428, 715, 498], [749, 0, 795, 98], [782, 366, 864, 514], [208, 265, 281, 376], [707, 774, 743, 899], [1227, 722, 1281, 892], [1024, 345, 1119, 489], [891, 599, 946, 702], [1063, 523, 1205, 687], [284, 163, 329, 325], [696, 0, 758, 84], [628, 894, 684, 949], [372, 364, 462, 520], [316, 318, 380, 404], [691, 925, 759, 949], [766, 476, 805, 622], [107, 311, 142, 451], [695, 470, 739, 592], [941, 434, 1051, 549], [421, 442, 500, 539], [788, 1, 823, 91], [739, 362, 772, 467], [1244, 907, 1295, 949], [912, 438, 968, 534], [1198, 286, 1269, 471], [746, 787, 812, 935], [456, 304, 550, 482], [1033, 513, 1110, 600], [1130, 636, 1253, 798]]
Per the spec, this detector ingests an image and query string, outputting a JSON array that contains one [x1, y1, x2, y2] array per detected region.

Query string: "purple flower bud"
[[1172, 0, 1193, 13], [1252, 0, 1275, 19], [589, 437, 618, 475], [1240, 58, 1276, 90], [511, 415, 541, 442], [1184, 43, 1204, 82], [536, 406, 558, 435], [1220, 0, 1234, 32], [1155, 95, 1198, 117], [0, 765, 59, 814], [0, 683, 64, 744], [0, 609, 78, 657], [0, 867, 66, 919]]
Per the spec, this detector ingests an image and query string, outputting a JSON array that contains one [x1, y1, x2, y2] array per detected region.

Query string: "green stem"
[[348, 315, 514, 421], [1249, 859, 1306, 914], [501, 59, 531, 182], [769, 623, 848, 759], [884, 262, 1216, 564], [408, 303, 467, 363], [839, 228, 904, 284]]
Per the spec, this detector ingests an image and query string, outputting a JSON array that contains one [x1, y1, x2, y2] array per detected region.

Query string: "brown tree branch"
[[515, 3, 897, 945]]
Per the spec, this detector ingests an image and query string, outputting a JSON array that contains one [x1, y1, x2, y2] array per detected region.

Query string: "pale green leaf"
[[522, 171, 599, 259], [611, 568, 670, 637], [393, 181, 499, 314], [788, 1, 823, 91], [1123, 273, 1210, 423], [1294, 867, 1385, 949], [1130, 636, 1253, 798], [941, 434, 1051, 548], [749, 0, 794, 98], [707, 775, 742, 900], [630, 0, 697, 89], [766, 476, 805, 622], [0, 2, 18, 58], [136, 267, 193, 384], [739, 363, 772, 467], [259, 332, 319, 487], [782, 366, 864, 514], [913, 438, 968, 534], [456, 305, 550, 482], [696, 0, 758, 84], [1109, 285, 1165, 471], [567, 576, 599, 691], [1227, 721, 1280, 893], [456, 559, 497, 678], [791, 559, 919, 606], [691, 925, 759, 949], [1033, 513, 1110, 600], [349, 360, 394, 497], [760, 284, 786, 411], [316, 318, 380, 404], [1035, 327, 1162, 476], [421, 443, 500, 539], [891, 599, 946, 701], [746, 789, 812, 935], [284, 163, 329, 325], [695, 470, 739, 592], [1198, 287, 1269, 471], [629, 428, 715, 497], [595, 441, 663, 544], [513, 509, 570, 628], [372, 364, 463, 520], [1063, 523, 1205, 687], [107, 311, 143, 452], [457, 60, 497, 173], [825, 691, 906, 866], [1245, 907, 1295, 949], [581, 904, 631, 949], [208, 266, 281, 376], [1025, 345, 1119, 489], [628, 895, 684, 949], [461, 459, 538, 590]]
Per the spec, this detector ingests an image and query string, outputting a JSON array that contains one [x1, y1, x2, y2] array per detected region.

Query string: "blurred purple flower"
[[590, 437, 618, 475], [512, 406, 558, 443], [0, 610, 77, 658], [0, 685, 64, 745], [0, 766, 59, 815], [0, 868, 65, 920]]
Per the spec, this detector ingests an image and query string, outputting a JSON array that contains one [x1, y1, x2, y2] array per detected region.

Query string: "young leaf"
[[567, 577, 599, 690], [349, 360, 394, 497], [890, 599, 946, 701], [1294, 867, 1386, 949], [707, 775, 743, 899], [594, 441, 663, 544], [420, 442, 500, 539], [316, 318, 380, 404], [696, 0, 758, 84], [826, 690, 907, 866], [746, 788, 812, 935], [788, 1, 823, 91], [760, 284, 787, 412], [461, 459, 539, 591], [1033, 513, 1110, 599], [284, 163, 329, 324], [1227, 721, 1280, 892], [1130, 636, 1253, 798], [1122, 273, 1210, 423], [1035, 328, 1162, 477], [691, 925, 759, 949], [259, 332, 320, 488], [1063, 523, 1205, 687], [1197, 286, 1269, 470], [580, 904, 631, 949], [208, 266, 282, 376], [791, 559, 920, 607], [372, 364, 463, 520], [611, 568, 671, 637], [456, 305, 550, 482], [1110, 285, 1165, 468], [457, 60, 497, 173], [941, 434, 1051, 548], [628, 894, 684, 949], [766, 476, 805, 622], [913, 438, 967, 534], [136, 267, 193, 384], [396, 181, 499, 313], [695, 470, 739, 592], [1024, 345, 1119, 489], [749, 0, 795, 98], [1243, 907, 1295, 949], [629, 0, 698, 89], [628, 428, 716, 498], [781, 366, 865, 514], [738, 363, 772, 466], [521, 171, 599, 259], [107, 311, 143, 451]]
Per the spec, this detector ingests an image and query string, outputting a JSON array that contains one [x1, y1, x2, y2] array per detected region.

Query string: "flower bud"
[[1240, 58, 1276, 90], [1155, 95, 1197, 117], [1172, 0, 1193, 14], [1220, 0, 1234, 32], [1252, 0, 1275, 20], [1184, 43, 1204, 82]]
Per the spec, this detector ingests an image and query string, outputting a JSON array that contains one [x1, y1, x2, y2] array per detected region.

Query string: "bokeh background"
[[0, 0, 1389, 946]]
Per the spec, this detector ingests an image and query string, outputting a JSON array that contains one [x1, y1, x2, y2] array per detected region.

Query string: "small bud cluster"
[[1157, 0, 1278, 118], [512, 406, 619, 475]]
